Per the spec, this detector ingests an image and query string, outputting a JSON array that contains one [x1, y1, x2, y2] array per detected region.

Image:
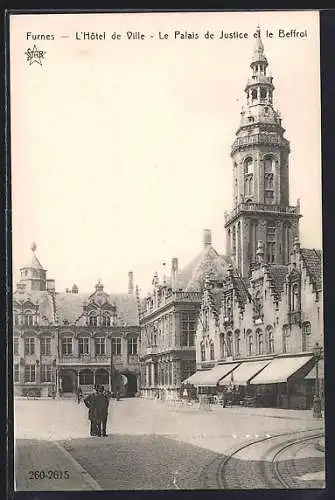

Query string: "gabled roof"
[[300, 248, 322, 291], [176, 246, 232, 292]]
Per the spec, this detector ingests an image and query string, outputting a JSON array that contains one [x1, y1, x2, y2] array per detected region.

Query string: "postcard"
[[9, 9, 324, 491]]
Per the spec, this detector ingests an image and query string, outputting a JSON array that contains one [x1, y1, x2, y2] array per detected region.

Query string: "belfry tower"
[[224, 27, 301, 277]]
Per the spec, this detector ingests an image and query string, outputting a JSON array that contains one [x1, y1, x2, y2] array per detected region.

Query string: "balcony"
[[58, 355, 112, 365], [224, 202, 300, 226], [231, 133, 290, 155], [140, 291, 202, 318]]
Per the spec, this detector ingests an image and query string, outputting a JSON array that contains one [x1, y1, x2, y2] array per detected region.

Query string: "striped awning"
[[182, 363, 240, 387], [219, 360, 271, 386], [250, 355, 313, 385]]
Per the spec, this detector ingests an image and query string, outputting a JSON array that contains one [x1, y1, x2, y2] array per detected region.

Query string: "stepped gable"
[[231, 273, 250, 309], [208, 288, 224, 323], [176, 246, 232, 292], [267, 264, 288, 298], [300, 248, 322, 291]]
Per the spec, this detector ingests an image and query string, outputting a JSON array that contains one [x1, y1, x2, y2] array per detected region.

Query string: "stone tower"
[[224, 28, 301, 277], [19, 242, 47, 291]]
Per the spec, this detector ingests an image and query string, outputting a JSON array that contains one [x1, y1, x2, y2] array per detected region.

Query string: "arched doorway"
[[79, 369, 94, 386], [120, 371, 138, 397], [95, 369, 109, 387]]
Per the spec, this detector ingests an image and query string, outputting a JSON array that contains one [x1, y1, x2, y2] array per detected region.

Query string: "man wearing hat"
[[84, 385, 99, 436], [94, 385, 110, 437]]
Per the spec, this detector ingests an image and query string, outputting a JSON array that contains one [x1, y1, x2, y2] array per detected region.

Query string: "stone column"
[[151, 363, 155, 387], [146, 363, 150, 386], [77, 371, 80, 389], [121, 335, 128, 366], [73, 336, 79, 356]]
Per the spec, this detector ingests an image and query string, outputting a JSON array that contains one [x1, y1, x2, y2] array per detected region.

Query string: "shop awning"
[[182, 363, 240, 386], [305, 360, 324, 380], [219, 360, 271, 386], [249, 355, 313, 385]]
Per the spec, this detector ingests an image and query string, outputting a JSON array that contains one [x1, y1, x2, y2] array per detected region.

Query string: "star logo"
[[24, 45, 47, 66]]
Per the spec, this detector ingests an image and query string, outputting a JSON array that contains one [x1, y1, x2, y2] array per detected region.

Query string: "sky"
[[10, 10, 322, 296]]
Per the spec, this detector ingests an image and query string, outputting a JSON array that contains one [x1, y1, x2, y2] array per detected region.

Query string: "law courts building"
[[13, 244, 141, 398]]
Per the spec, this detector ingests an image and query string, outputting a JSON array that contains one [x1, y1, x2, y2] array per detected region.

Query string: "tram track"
[[209, 427, 324, 489]]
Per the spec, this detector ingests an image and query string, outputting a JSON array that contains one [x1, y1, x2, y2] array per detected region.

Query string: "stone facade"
[[13, 245, 141, 398]]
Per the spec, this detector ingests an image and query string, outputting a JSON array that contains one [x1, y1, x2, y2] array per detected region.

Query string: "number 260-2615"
[[29, 470, 70, 480]]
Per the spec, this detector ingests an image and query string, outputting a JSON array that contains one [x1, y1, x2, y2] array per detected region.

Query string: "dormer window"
[[102, 314, 111, 327], [88, 313, 98, 327], [23, 312, 34, 327]]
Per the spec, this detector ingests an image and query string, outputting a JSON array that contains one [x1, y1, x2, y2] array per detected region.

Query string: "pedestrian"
[[77, 386, 83, 404], [94, 385, 110, 437], [84, 386, 98, 436]]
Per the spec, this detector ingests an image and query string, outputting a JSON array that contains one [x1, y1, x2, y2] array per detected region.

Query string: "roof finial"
[[31, 241, 37, 252]]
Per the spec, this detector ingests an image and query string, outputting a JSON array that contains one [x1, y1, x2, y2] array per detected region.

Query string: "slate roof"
[[268, 265, 288, 297], [300, 249, 322, 291], [13, 287, 139, 327], [232, 274, 250, 307], [13, 289, 55, 325], [21, 252, 45, 271], [176, 246, 232, 292]]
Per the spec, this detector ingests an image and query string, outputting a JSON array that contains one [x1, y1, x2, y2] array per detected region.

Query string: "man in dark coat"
[[94, 385, 109, 437], [84, 387, 98, 436]]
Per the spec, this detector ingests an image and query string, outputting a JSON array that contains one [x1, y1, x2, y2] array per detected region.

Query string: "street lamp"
[[312, 342, 322, 419]]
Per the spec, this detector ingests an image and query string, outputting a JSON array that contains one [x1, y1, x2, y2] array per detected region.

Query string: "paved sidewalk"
[[15, 439, 101, 491]]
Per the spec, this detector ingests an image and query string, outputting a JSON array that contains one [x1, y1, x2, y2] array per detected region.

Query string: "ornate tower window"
[[260, 88, 267, 99], [266, 223, 276, 263], [251, 88, 257, 100], [202, 307, 209, 333], [291, 283, 300, 312], [264, 156, 275, 204], [244, 157, 254, 197]]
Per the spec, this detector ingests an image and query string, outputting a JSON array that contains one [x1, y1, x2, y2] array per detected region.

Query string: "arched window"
[[200, 342, 206, 362], [260, 88, 267, 99], [23, 310, 34, 327], [235, 330, 241, 357], [266, 222, 276, 263], [210, 342, 215, 361], [267, 326, 275, 354], [264, 156, 275, 204], [302, 322, 312, 351], [102, 313, 111, 327], [257, 329, 264, 355], [247, 330, 253, 356], [251, 89, 257, 100], [244, 157, 253, 175], [88, 312, 97, 327]]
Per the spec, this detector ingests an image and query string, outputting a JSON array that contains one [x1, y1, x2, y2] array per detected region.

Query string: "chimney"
[[203, 229, 212, 248], [128, 271, 134, 295], [171, 257, 178, 290]]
